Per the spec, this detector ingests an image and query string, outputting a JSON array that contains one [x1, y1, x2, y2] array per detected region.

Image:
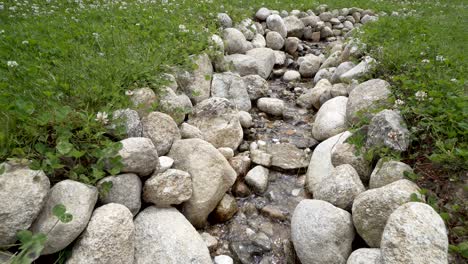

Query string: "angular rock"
[[352, 179, 422, 247], [346, 79, 392, 124], [369, 159, 413, 189], [252, 33, 266, 48], [265, 31, 284, 50], [143, 169, 192, 207], [266, 143, 310, 170], [97, 173, 142, 216], [314, 164, 365, 210], [347, 248, 382, 264], [250, 149, 272, 167], [134, 206, 211, 264], [242, 74, 269, 100], [266, 14, 287, 38], [188, 97, 243, 150], [180, 122, 203, 139], [312, 96, 348, 141], [299, 54, 321, 78], [111, 108, 142, 137], [310, 78, 333, 109], [142, 112, 181, 156], [67, 204, 134, 264], [158, 87, 193, 124], [331, 143, 371, 182], [168, 139, 237, 227], [0, 163, 50, 245], [224, 54, 258, 77], [321, 51, 342, 69], [246, 48, 276, 79], [210, 194, 238, 223], [340, 56, 376, 83], [245, 165, 269, 194], [366, 109, 410, 152], [129, 87, 156, 116], [31, 180, 98, 255], [291, 200, 355, 264], [314, 67, 335, 84], [331, 61, 355, 84], [284, 16, 305, 38], [159, 156, 174, 173], [211, 72, 251, 111], [230, 153, 252, 177], [381, 202, 448, 264], [178, 53, 213, 104], [257, 97, 284, 116]]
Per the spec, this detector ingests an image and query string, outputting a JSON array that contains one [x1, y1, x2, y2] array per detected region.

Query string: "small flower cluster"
[[415, 91, 427, 101], [7, 61, 18, 68], [95, 112, 109, 125], [178, 24, 188, 33], [394, 99, 405, 108]]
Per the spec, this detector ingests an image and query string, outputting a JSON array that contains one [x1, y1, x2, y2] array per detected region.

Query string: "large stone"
[[158, 87, 193, 124], [168, 139, 237, 227], [178, 53, 213, 104], [291, 200, 355, 264], [301, 15, 321, 27], [97, 173, 142, 216], [266, 14, 287, 38], [143, 169, 192, 207], [381, 202, 448, 264], [283, 70, 301, 82], [321, 51, 342, 69], [347, 248, 382, 264], [285, 37, 300, 54], [224, 54, 258, 77], [116, 137, 159, 177], [331, 61, 355, 84], [366, 109, 410, 152], [257, 98, 284, 116], [129, 87, 156, 116], [252, 33, 266, 48], [110, 108, 143, 137], [266, 143, 311, 170], [265, 31, 284, 50], [314, 67, 335, 84], [180, 122, 203, 139], [242, 75, 269, 100], [314, 164, 365, 210], [67, 204, 134, 264], [312, 96, 348, 141], [310, 78, 333, 109], [31, 180, 98, 255], [299, 54, 322, 78], [217, 13, 233, 28], [142, 112, 181, 156], [223, 28, 251, 55], [245, 165, 269, 194], [306, 131, 352, 194], [340, 56, 376, 83], [284, 16, 305, 37], [256, 7, 271, 21], [211, 72, 251, 111], [0, 163, 50, 245], [210, 194, 238, 223], [346, 79, 392, 124], [238, 111, 253, 128], [369, 159, 414, 188], [246, 48, 276, 79], [352, 179, 422, 247], [188, 97, 243, 150], [134, 206, 212, 264], [331, 142, 371, 183]]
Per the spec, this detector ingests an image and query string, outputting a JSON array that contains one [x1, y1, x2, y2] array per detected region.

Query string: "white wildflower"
[[387, 131, 399, 141], [92, 32, 99, 39], [22, 40, 29, 45], [179, 24, 188, 33], [7, 61, 18, 67], [98, 52, 105, 56], [135, 23, 141, 26], [435, 55, 446, 62], [125, 90, 134, 96], [421, 59, 430, 63], [0, 30, 4, 34], [394, 99, 405, 108], [450, 78, 458, 83], [415, 90, 427, 101], [95, 112, 109, 124]]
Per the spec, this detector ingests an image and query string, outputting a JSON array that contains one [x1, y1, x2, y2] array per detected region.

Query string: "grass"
[[0, 0, 466, 262]]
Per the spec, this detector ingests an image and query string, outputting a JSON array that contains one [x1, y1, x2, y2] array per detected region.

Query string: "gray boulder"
[[347, 248, 382, 264], [245, 165, 270, 194], [134, 206, 212, 264], [129, 87, 156, 116], [142, 112, 181, 156], [331, 143, 372, 183], [111, 108, 142, 137], [178, 53, 213, 104], [97, 173, 142, 216], [158, 87, 193, 124], [116, 137, 159, 177], [321, 51, 342, 69], [0, 163, 50, 245], [238, 111, 253, 128], [352, 179, 422, 247], [242, 75, 269, 100], [31, 180, 98, 255], [257, 98, 284, 116], [369, 159, 413, 188], [188, 97, 243, 150], [340, 56, 376, 83], [217, 13, 233, 28], [312, 96, 348, 141], [284, 16, 305, 37], [211, 72, 251, 111], [310, 78, 333, 109], [66, 204, 134, 264], [245, 48, 276, 79], [366, 109, 410, 152], [252, 33, 266, 48], [299, 54, 321, 78], [223, 28, 251, 55], [331, 61, 355, 84], [179, 123, 203, 139], [266, 14, 287, 38], [291, 200, 355, 264], [283, 70, 301, 82], [285, 37, 300, 54], [143, 169, 192, 207], [265, 31, 285, 50], [266, 143, 311, 170], [168, 139, 237, 227], [256, 7, 271, 21], [224, 54, 258, 77], [381, 202, 448, 264]]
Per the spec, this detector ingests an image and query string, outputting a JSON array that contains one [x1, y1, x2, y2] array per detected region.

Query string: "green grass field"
[[1, 0, 466, 261]]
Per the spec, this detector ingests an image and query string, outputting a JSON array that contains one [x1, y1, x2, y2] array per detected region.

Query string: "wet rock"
[[331, 61, 355, 84], [261, 205, 287, 221], [312, 96, 348, 141], [129, 87, 156, 116], [110, 108, 142, 137], [266, 31, 284, 50], [67, 204, 134, 264], [346, 79, 391, 124], [291, 199, 355, 264], [230, 241, 265, 264], [314, 164, 365, 210], [283, 70, 301, 82], [159, 156, 174, 173], [381, 202, 448, 264], [178, 53, 213, 104], [223, 28, 251, 55], [253, 232, 272, 251], [369, 159, 413, 189], [242, 74, 269, 100], [266, 143, 311, 170], [352, 179, 422, 247], [143, 169, 192, 207], [306, 131, 352, 194], [284, 16, 305, 38], [210, 194, 238, 223], [266, 14, 287, 38], [31, 180, 98, 255], [116, 137, 159, 177], [246, 48, 276, 79], [134, 206, 211, 264], [179, 122, 203, 139], [188, 97, 243, 150], [340, 56, 376, 83], [142, 112, 181, 156], [331, 143, 371, 183], [97, 173, 142, 216], [347, 248, 382, 264], [245, 165, 270, 194], [366, 109, 410, 152], [0, 163, 50, 245], [211, 72, 251, 111], [299, 54, 321, 78], [257, 97, 284, 116], [238, 111, 253, 128], [168, 138, 237, 228]]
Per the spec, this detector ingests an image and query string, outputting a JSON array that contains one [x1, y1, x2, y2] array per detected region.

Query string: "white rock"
[[245, 165, 269, 194], [347, 248, 382, 264], [134, 207, 211, 264], [331, 61, 355, 84], [180, 123, 203, 139], [291, 200, 355, 264], [116, 137, 159, 176], [158, 156, 174, 173], [0, 163, 50, 245], [218, 147, 234, 159], [214, 255, 234, 264], [142, 112, 181, 156], [211, 72, 251, 111], [266, 14, 287, 38], [252, 33, 266, 48], [257, 97, 284, 116], [284, 16, 305, 38], [246, 48, 276, 79], [381, 202, 448, 264], [265, 31, 284, 50], [312, 96, 348, 140], [283, 70, 301, 82], [331, 143, 371, 183], [238, 111, 253, 128], [370, 159, 413, 189], [31, 180, 98, 255], [299, 54, 321, 78], [168, 139, 237, 227], [242, 74, 269, 100], [143, 169, 192, 207], [340, 56, 376, 83], [256, 7, 271, 21], [309, 78, 333, 109], [67, 204, 134, 264], [223, 28, 251, 55], [352, 179, 422, 247], [97, 173, 142, 216], [250, 149, 273, 167]]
